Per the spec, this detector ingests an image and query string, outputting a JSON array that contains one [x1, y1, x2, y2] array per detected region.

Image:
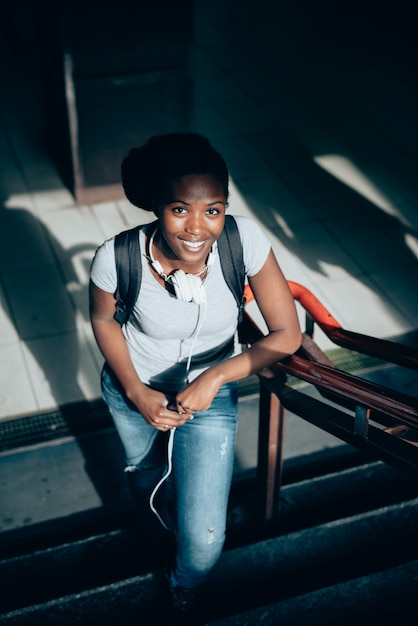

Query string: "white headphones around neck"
[[148, 227, 214, 305]]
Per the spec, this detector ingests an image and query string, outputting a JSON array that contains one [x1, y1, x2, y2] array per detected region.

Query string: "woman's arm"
[[89, 281, 192, 429], [176, 250, 302, 412]]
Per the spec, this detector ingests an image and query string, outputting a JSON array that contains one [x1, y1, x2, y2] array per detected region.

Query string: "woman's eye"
[[173, 206, 188, 214], [207, 208, 220, 215]]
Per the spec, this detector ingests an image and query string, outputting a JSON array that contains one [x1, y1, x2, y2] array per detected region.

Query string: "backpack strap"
[[113, 216, 245, 325], [113, 225, 140, 325], [218, 215, 246, 323]]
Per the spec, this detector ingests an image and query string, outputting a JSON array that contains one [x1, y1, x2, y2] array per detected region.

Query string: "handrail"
[[241, 282, 418, 530], [275, 355, 418, 428], [244, 282, 418, 370], [240, 309, 418, 429]]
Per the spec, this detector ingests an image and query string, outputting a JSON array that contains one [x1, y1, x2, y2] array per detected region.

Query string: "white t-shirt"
[[90, 215, 271, 392]]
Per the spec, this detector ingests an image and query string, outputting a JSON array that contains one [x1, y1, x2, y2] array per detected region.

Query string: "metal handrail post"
[[256, 371, 286, 531]]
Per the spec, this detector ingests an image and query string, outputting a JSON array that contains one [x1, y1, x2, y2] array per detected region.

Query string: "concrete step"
[[1, 461, 417, 623], [1, 496, 417, 625], [207, 558, 418, 625]]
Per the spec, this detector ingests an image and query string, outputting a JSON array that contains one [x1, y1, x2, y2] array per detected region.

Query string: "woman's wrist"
[[124, 377, 147, 404], [202, 363, 229, 390]]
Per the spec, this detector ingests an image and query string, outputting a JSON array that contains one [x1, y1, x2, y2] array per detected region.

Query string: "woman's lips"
[[180, 239, 207, 253]]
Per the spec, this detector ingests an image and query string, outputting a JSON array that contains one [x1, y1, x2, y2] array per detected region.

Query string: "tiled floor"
[[1, 2, 418, 422]]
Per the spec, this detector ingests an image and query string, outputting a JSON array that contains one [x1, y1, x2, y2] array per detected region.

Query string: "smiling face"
[[154, 174, 227, 273]]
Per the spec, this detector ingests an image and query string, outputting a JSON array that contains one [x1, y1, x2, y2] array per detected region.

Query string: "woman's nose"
[[184, 214, 204, 235]]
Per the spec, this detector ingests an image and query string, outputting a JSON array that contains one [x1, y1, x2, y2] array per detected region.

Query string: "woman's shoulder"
[[229, 215, 271, 276], [99, 221, 154, 247], [232, 215, 270, 245], [231, 214, 255, 229], [91, 221, 153, 271]]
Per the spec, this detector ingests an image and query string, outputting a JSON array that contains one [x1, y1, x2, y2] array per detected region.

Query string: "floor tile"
[[271, 219, 363, 285], [247, 131, 370, 220], [90, 201, 130, 240], [0, 171, 29, 199], [31, 186, 76, 212], [116, 198, 153, 229], [41, 205, 104, 264], [324, 210, 417, 275], [226, 69, 312, 129], [232, 175, 313, 228], [269, 239, 317, 289], [3, 265, 76, 340], [60, 260, 92, 324], [2, 190, 38, 214], [320, 126, 418, 220], [223, 96, 282, 134], [310, 151, 414, 229], [0, 284, 19, 345], [0, 342, 37, 418], [314, 275, 413, 340], [193, 90, 234, 140], [0, 439, 105, 529], [370, 266, 418, 330], [82, 321, 105, 374], [212, 135, 273, 184], [0, 207, 56, 274], [22, 329, 102, 410]]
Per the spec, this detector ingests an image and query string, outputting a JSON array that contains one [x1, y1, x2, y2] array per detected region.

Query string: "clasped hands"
[[135, 375, 221, 432]]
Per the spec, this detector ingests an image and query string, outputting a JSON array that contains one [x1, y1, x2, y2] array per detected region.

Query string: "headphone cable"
[[149, 301, 208, 528], [149, 426, 176, 530]]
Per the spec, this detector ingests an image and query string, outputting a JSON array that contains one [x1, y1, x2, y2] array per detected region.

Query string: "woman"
[[89, 133, 301, 616]]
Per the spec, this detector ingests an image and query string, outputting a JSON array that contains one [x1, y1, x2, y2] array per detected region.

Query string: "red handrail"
[[242, 281, 418, 527], [244, 282, 418, 371], [287, 281, 342, 328]]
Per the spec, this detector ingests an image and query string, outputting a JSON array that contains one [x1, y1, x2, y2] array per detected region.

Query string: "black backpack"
[[113, 215, 246, 327]]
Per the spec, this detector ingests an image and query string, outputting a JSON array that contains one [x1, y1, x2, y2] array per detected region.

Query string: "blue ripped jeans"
[[102, 367, 238, 589]]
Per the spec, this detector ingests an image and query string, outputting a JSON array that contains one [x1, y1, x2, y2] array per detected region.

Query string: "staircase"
[[1, 441, 417, 625]]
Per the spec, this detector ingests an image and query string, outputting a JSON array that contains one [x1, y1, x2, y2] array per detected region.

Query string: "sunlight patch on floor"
[[314, 153, 409, 224]]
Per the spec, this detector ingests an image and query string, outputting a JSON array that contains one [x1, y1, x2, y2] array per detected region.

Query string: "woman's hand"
[[175, 370, 222, 415], [130, 386, 194, 431]]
